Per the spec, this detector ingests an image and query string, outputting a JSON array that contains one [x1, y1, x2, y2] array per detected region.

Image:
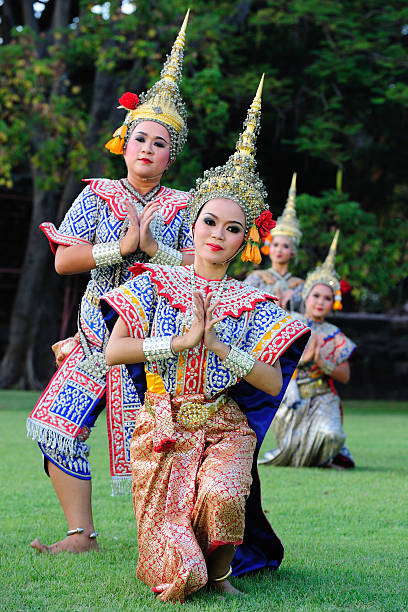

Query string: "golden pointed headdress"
[[302, 230, 342, 306], [261, 172, 302, 255], [105, 10, 189, 160], [190, 75, 275, 264]]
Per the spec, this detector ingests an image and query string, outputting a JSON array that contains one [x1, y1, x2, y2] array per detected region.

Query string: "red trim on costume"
[[128, 263, 278, 319], [83, 178, 191, 223], [101, 289, 146, 339], [208, 540, 242, 557], [260, 321, 311, 365], [106, 366, 139, 479], [29, 344, 105, 439], [40, 222, 91, 255], [153, 439, 176, 452], [321, 334, 346, 362]]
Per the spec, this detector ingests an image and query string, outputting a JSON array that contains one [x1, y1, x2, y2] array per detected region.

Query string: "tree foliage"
[[295, 190, 408, 304]]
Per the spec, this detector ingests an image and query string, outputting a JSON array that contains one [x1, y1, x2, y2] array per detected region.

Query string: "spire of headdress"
[[268, 172, 302, 246], [105, 10, 190, 159], [160, 8, 190, 85], [302, 230, 342, 306], [323, 228, 339, 273], [231, 73, 264, 171], [190, 75, 276, 265]]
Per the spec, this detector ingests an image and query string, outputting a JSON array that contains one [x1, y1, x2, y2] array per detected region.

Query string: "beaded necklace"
[[121, 178, 162, 209], [179, 265, 228, 331], [120, 178, 165, 240]]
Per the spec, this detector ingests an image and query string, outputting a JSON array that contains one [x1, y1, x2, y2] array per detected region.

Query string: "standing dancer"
[[101, 76, 310, 602], [259, 231, 356, 468], [27, 12, 193, 553], [245, 173, 304, 310]]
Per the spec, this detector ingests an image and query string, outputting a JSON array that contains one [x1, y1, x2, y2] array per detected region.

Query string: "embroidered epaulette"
[[83, 178, 191, 223], [40, 222, 91, 254], [129, 263, 278, 319]]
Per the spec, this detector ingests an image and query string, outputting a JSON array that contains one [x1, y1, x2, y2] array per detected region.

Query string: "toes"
[[152, 584, 174, 602], [30, 538, 50, 553], [30, 535, 98, 555]]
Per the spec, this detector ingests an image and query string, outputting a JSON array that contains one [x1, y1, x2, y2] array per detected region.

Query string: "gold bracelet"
[[211, 565, 232, 582]]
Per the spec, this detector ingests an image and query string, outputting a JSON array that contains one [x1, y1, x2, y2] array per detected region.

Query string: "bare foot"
[[209, 579, 243, 597], [151, 584, 174, 602], [30, 533, 99, 554]]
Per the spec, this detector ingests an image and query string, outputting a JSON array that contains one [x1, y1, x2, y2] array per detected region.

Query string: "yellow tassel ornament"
[[241, 222, 263, 264], [241, 242, 252, 262], [105, 126, 126, 155], [249, 223, 260, 243], [333, 289, 343, 311]]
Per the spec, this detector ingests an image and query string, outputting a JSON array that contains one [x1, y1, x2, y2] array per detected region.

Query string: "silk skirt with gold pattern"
[[130, 396, 256, 602]]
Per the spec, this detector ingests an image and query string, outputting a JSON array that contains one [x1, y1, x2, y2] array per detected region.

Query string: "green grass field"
[[1, 392, 407, 611]]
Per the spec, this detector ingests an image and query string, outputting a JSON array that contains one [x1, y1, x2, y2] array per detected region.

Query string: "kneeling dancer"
[[101, 77, 310, 602], [259, 231, 356, 468]]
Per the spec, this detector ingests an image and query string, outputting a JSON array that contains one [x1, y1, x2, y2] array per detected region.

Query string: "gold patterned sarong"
[[130, 394, 256, 602]]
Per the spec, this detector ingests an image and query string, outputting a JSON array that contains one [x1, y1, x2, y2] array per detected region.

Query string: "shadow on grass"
[[354, 465, 404, 473]]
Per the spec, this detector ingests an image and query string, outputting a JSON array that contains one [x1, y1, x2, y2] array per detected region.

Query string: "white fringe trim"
[[26, 418, 76, 457], [111, 475, 132, 496]]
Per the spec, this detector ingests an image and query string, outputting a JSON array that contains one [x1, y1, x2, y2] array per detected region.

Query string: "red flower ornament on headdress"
[[340, 278, 351, 294], [255, 210, 276, 240], [241, 211, 275, 265], [118, 92, 140, 110], [106, 92, 140, 155]]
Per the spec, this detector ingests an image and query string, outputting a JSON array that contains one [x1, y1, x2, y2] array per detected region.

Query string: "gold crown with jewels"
[[106, 10, 189, 160], [302, 230, 343, 309], [262, 172, 302, 254], [190, 75, 274, 264]]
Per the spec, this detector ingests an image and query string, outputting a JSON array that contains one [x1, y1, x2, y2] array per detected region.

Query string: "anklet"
[[67, 527, 99, 539], [211, 565, 232, 582], [67, 527, 84, 536]]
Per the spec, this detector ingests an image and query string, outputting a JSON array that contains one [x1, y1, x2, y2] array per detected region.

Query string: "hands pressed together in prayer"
[[300, 332, 350, 384], [171, 292, 228, 358], [107, 286, 283, 394], [55, 201, 161, 275], [120, 201, 161, 258], [300, 333, 324, 367]]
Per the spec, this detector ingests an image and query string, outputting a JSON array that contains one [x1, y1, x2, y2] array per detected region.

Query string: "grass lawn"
[[0, 392, 407, 611]]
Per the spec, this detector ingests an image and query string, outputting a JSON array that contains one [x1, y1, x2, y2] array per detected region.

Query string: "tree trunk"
[[0, 173, 58, 387], [0, 6, 150, 388], [0, 64, 123, 388]]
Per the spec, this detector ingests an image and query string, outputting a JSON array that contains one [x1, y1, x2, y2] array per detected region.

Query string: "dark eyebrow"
[[205, 211, 245, 229], [135, 130, 168, 144]]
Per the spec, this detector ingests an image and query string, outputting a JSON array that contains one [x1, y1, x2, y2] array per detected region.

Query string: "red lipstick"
[[139, 158, 153, 164], [207, 243, 223, 252]]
